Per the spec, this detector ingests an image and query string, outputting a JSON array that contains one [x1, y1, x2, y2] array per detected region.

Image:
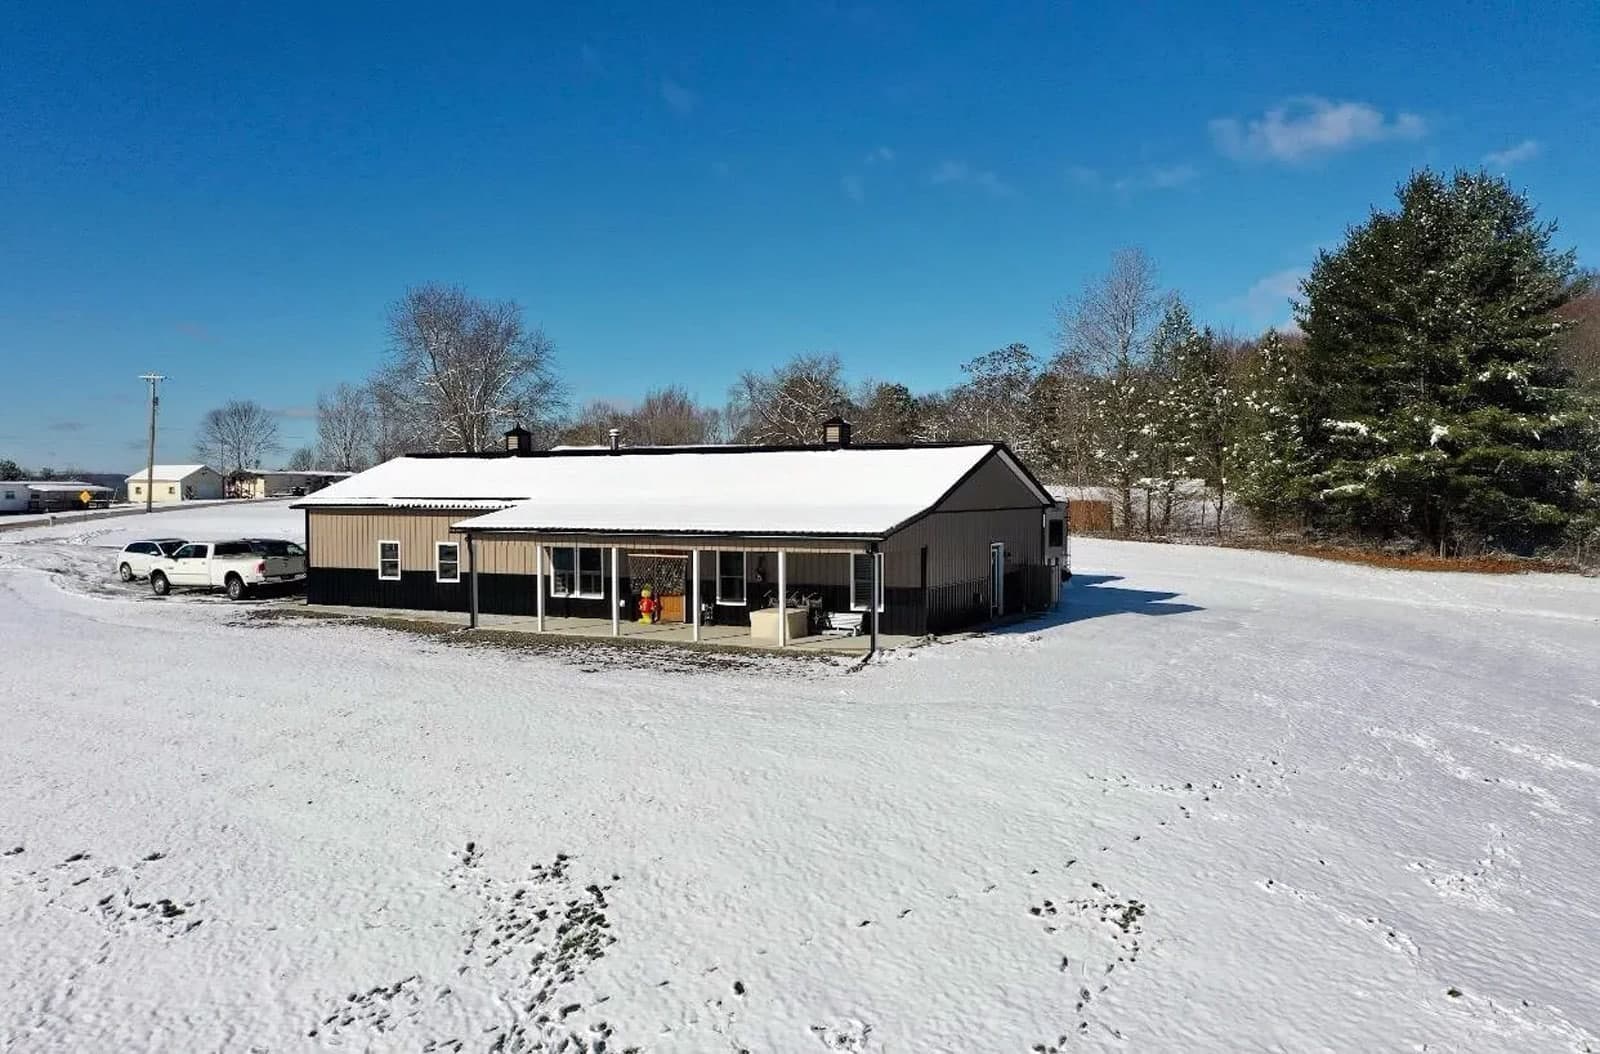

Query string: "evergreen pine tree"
[[1168, 323, 1243, 536], [1298, 170, 1582, 553], [1135, 301, 1199, 533], [1236, 330, 1318, 532]]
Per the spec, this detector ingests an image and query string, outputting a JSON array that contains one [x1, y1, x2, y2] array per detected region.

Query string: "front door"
[[989, 542, 1005, 617]]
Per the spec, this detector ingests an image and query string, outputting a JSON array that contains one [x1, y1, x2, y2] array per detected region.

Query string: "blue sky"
[[3, 0, 1595, 470]]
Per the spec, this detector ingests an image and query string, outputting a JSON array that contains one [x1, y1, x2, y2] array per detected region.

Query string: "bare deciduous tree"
[[558, 386, 721, 447], [1056, 249, 1172, 526], [1558, 286, 1600, 392], [316, 382, 376, 470], [936, 344, 1043, 457], [629, 386, 722, 445], [372, 283, 562, 453], [286, 445, 317, 471], [195, 400, 281, 472], [728, 353, 850, 444]]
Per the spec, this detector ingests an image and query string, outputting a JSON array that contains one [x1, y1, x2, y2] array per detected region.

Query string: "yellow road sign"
[[79, 490, 92, 504]]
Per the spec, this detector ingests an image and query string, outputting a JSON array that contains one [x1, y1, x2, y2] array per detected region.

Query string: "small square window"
[[716, 551, 746, 605], [436, 542, 460, 583], [378, 540, 401, 580], [167, 485, 176, 495]]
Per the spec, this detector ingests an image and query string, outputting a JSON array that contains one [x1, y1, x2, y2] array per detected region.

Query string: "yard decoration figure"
[[637, 586, 658, 624]]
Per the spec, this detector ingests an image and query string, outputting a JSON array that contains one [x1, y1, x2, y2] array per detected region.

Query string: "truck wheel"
[[226, 574, 247, 601], [119, 563, 134, 582], [150, 572, 170, 596]]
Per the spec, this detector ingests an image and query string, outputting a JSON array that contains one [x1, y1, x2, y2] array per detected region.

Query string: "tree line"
[[173, 167, 1596, 562]]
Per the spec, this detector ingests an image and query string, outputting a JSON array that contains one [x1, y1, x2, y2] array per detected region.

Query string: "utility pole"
[[139, 373, 165, 513]]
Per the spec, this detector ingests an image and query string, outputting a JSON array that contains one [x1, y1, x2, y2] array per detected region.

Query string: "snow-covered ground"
[[3, 502, 1599, 1051]]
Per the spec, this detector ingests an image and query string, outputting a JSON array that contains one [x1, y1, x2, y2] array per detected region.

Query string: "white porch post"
[[535, 542, 546, 632], [691, 549, 702, 643], [776, 548, 787, 647], [611, 545, 621, 637]]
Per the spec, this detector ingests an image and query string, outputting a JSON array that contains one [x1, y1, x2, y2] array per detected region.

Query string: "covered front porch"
[[459, 530, 893, 652]]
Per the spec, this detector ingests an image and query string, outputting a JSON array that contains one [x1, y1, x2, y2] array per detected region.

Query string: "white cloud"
[[1067, 163, 1197, 193], [660, 78, 696, 116], [1210, 97, 1426, 163], [1225, 267, 1307, 327], [865, 146, 895, 165], [1482, 139, 1541, 169], [1112, 163, 1198, 193], [928, 159, 1015, 197]]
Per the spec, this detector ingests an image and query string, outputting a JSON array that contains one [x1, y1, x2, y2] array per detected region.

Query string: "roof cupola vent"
[[821, 416, 852, 448], [503, 424, 533, 455]]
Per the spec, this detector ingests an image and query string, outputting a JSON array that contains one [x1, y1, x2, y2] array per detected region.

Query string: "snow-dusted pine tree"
[[1235, 329, 1318, 532], [1138, 301, 1203, 534], [1298, 170, 1583, 554], [1166, 314, 1243, 536]]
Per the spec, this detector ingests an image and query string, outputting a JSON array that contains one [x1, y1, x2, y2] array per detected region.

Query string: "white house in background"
[[126, 464, 226, 504], [0, 483, 30, 513], [0, 481, 116, 514]]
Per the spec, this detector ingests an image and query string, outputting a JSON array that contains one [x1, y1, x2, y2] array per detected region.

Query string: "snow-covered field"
[[3, 502, 1599, 1052]]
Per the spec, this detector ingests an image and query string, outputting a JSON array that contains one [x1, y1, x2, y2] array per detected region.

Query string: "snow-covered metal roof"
[[299, 444, 1046, 537], [125, 464, 215, 481], [21, 481, 114, 494]]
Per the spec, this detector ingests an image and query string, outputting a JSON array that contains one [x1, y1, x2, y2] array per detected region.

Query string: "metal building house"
[[293, 425, 1067, 649]]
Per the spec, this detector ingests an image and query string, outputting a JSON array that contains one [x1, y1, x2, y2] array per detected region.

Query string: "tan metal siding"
[[308, 510, 871, 573], [309, 510, 467, 571]]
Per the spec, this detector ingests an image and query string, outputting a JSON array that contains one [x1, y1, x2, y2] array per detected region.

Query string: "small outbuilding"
[[294, 424, 1068, 649], [230, 469, 351, 499], [127, 464, 225, 504]]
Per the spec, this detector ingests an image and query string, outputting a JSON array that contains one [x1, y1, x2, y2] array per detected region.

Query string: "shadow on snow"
[[993, 572, 1203, 633]]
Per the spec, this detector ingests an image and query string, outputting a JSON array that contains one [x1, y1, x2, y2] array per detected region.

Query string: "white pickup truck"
[[149, 539, 307, 600]]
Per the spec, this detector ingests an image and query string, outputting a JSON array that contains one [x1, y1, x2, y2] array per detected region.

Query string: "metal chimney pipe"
[[608, 428, 621, 453]]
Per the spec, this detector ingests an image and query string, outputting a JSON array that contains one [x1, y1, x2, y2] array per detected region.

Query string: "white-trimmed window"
[[850, 552, 884, 612], [549, 546, 605, 598], [436, 541, 461, 583], [716, 551, 746, 605], [378, 540, 401, 580]]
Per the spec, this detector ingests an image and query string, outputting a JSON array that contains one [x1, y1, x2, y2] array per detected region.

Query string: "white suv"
[[116, 539, 187, 581]]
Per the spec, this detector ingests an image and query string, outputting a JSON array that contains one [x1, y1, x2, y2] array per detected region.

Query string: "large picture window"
[[436, 542, 461, 583], [378, 540, 401, 580], [716, 551, 746, 605], [550, 546, 605, 598], [850, 552, 884, 612]]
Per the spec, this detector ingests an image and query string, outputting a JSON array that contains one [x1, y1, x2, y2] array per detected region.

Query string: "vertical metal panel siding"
[[309, 510, 475, 571], [934, 453, 1041, 511]]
